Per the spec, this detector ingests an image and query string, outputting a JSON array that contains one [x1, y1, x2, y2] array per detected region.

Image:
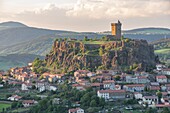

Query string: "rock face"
[[45, 39, 158, 72]]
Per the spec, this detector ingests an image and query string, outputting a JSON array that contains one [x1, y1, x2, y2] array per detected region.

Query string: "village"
[[0, 62, 170, 113]]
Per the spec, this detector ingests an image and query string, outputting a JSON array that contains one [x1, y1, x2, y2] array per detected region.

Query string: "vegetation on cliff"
[[40, 37, 158, 73]]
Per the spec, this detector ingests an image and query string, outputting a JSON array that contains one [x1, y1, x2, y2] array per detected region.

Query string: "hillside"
[[124, 27, 170, 34], [44, 38, 158, 73], [0, 21, 169, 70], [101, 28, 170, 42], [151, 38, 170, 65], [0, 54, 44, 70]]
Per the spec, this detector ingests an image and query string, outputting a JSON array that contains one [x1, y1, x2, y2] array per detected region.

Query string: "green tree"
[[156, 91, 162, 103], [84, 36, 88, 41], [115, 76, 121, 81], [162, 107, 170, 113], [90, 100, 97, 107], [99, 47, 104, 56]]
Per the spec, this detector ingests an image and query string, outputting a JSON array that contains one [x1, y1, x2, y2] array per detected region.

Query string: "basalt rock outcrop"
[[45, 39, 159, 72]]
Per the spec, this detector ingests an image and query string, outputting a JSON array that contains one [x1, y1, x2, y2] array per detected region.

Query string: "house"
[[149, 82, 160, 91], [156, 64, 165, 71], [115, 85, 121, 90], [103, 80, 115, 89], [49, 85, 57, 91], [22, 100, 38, 107], [74, 70, 90, 77], [125, 75, 149, 84], [156, 75, 167, 83], [134, 71, 149, 76], [35, 81, 50, 92], [8, 95, 22, 101], [134, 92, 143, 99], [87, 72, 96, 77], [97, 90, 126, 100], [21, 83, 32, 90], [96, 70, 119, 75], [90, 75, 112, 82], [0, 84, 3, 88], [165, 84, 170, 91], [123, 84, 145, 92], [90, 83, 103, 90], [137, 76, 150, 84], [78, 79, 90, 86], [162, 68, 170, 75], [48, 75, 57, 83], [143, 96, 158, 105], [68, 108, 84, 113], [125, 75, 138, 83], [72, 84, 86, 91]]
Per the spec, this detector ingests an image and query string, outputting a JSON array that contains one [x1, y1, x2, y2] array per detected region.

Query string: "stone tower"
[[111, 20, 122, 39]]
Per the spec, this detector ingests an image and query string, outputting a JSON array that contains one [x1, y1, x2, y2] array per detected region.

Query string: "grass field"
[[154, 48, 170, 54], [11, 108, 30, 113], [0, 103, 11, 112]]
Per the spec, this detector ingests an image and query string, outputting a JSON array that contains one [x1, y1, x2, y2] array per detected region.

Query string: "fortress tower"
[[111, 20, 122, 39]]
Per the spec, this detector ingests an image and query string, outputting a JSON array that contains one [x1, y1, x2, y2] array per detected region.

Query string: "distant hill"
[[101, 27, 170, 42], [0, 21, 28, 27], [0, 54, 44, 70], [123, 27, 170, 34], [0, 21, 169, 70], [151, 38, 170, 65]]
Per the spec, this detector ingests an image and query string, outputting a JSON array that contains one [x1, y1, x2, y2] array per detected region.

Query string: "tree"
[[162, 107, 170, 113], [125, 38, 130, 42], [101, 36, 107, 41], [156, 91, 162, 103], [90, 100, 97, 107], [121, 36, 124, 41], [115, 76, 121, 81], [145, 108, 157, 113], [84, 36, 88, 41], [99, 47, 104, 56]]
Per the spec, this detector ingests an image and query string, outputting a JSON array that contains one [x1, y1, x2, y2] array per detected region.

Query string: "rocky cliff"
[[45, 39, 159, 72]]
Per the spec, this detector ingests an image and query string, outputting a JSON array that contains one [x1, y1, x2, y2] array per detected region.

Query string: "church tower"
[[111, 20, 122, 39]]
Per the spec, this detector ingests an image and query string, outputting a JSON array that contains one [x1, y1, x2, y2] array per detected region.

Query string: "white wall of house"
[[142, 96, 158, 105], [21, 84, 28, 90], [103, 83, 115, 90], [97, 91, 109, 99], [134, 93, 143, 99], [156, 78, 167, 83], [77, 109, 84, 113]]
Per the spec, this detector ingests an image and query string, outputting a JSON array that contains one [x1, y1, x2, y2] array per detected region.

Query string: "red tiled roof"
[[165, 84, 170, 87], [103, 80, 115, 84], [150, 86, 160, 90], [155, 104, 170, 107], [162, 68, 170, 71], [156, 75, 167, 79], [72, 84, 84, 87], [91, 83, 102, 87], [22, 100, 34, 104], [98, 90, 125, 93], [143, 96, 158, 99], [138, 76, 147, 79], [124, 84, 145, 87], [69, 108, 82, 112]]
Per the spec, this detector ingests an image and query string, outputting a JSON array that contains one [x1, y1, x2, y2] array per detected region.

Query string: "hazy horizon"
[[0, 0, 170, 32]]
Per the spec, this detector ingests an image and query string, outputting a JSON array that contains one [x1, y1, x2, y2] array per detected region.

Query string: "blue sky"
[[0, 0, 170, 31]]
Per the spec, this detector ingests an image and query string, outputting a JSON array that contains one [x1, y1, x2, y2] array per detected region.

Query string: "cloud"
[[66, 0, 170, 19], [0, 0, 169, 31]]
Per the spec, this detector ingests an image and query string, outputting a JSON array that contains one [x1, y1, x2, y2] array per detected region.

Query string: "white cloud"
[[0, 0, 169, 31], [66, 0, 170, 19]]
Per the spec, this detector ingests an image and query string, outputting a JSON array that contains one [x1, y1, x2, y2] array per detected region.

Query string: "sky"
[[0, 0, 170, 32]]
